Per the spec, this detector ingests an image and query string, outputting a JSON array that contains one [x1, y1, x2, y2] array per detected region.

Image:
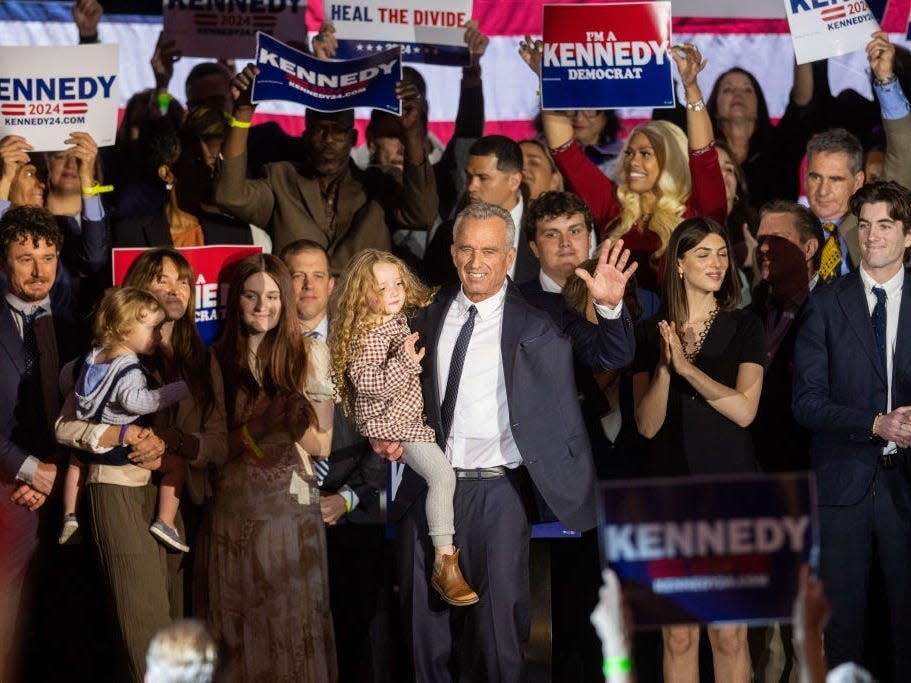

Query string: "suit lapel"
[[892, 268, 911, 389], [500, 284, 526, 397], [841, 215, 861, 269], [836, 271, 884, 383], [0, 300, 25, 376], [422, 287, 456, 426]]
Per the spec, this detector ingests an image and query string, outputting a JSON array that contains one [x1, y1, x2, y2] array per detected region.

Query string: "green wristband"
[[603, 656, 631, 676]]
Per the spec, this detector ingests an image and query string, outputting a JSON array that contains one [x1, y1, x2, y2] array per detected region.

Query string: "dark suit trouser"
[[0, 479, 38, 681], [397, 475, 531, 683], [818, 465, 911, 679]]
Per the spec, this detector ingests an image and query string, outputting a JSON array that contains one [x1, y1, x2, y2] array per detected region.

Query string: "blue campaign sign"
[[251, 32, 402, 114], [598, 473, 818, 628], [540, 2, 675, 110]]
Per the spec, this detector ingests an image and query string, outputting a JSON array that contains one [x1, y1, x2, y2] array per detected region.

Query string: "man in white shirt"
[[376, 201, 636, 681]]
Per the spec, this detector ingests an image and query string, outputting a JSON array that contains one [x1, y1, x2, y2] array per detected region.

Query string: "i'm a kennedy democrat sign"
[[599, 473, 818, 628], [541, 2, 674, 110], [251, 32, 401, 113], [0, 43, 118, 151]]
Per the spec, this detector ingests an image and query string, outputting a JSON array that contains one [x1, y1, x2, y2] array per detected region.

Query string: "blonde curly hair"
[[611, 120, 690, 259], [329, 249, 436, 417]]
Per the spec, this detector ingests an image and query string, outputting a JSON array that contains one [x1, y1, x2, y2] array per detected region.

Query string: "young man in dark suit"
[[793, 180, 911, 677]]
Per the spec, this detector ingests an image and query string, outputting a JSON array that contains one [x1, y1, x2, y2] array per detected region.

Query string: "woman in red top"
[[519, 40, 727, 292]]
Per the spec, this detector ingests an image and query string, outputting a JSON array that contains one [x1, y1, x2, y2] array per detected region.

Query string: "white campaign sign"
[[0, 43, 119, 151], [784, 0, 879, 64], [326, 0, 471, 47]]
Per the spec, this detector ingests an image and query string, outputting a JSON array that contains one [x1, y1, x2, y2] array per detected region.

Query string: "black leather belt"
[[454, 466, 507, 480]]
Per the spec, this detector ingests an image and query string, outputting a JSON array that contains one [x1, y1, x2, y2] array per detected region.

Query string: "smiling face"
[[285, 248, 334, 328], [714, 71, 759, 123], [8, 163, 45, 208], [678, 232, 729, 295], [806, 151, 864, 222], [451, 215, 516, 303], [120, 307, 166, 356], [858, 200, 911, 283], [145, 257, 191, 321], [622, 133, 661, 194], [239, 271, 282, 334], [529, 212, 591, 286]]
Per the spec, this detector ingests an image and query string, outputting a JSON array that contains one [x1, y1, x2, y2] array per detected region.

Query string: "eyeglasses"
[[561, 110, 605, 120]]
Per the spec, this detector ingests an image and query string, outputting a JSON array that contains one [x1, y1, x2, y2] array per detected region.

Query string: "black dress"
[[632, 309, 765, 476]]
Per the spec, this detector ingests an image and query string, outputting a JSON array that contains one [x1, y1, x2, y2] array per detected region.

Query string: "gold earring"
[[678, 271, 684, 280]]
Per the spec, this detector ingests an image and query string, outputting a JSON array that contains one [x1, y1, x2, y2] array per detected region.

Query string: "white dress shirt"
[[508, 195, 524, 280], [436, 283, 522, 469], [859, 265, 903, 453]]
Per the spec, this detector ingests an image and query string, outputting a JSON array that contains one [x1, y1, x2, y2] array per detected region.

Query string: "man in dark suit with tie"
[[793, 180, 911, 678], [0, 205, 87, 680], [377, 202, 636, 681]]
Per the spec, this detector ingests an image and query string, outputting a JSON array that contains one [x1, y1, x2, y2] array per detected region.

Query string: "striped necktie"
[[819, 222, 842, 283], [304, 328, 330, 485]]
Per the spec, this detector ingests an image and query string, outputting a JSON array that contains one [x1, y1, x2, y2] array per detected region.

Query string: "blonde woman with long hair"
[[519, 40, 728, 292]]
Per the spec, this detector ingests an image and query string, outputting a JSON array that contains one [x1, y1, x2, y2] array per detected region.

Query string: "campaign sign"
[[112, 245, 263, 347], [162, 0, 306, 59], [0, 43, 118, 152], [540, 2, 674, 110], [598, 473, 818, 628], [784, 0, 879, 64], [251, 33, 402, 114], [326, 0, 471, 66]]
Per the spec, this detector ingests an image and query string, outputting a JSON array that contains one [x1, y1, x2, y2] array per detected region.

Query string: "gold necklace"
[[679, 306, 719, 363]]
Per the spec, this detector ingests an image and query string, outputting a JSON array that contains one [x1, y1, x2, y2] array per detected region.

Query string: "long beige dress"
[[207, 338, 336, 682]]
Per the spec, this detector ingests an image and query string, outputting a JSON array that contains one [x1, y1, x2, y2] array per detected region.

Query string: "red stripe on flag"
[[881, 0, 911, 31]]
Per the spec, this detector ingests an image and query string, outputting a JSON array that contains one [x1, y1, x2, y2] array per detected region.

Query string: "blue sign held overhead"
[[251, 32, 402, 114]]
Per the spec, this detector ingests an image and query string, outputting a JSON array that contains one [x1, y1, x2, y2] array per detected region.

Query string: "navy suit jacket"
[[393, 281, 634, 532], [0, 299, 85, 481], [792, 267, 911, 506]]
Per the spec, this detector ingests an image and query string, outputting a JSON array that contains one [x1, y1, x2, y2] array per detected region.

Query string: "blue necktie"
[[440, 305, 477, 443], [15, 307, 42, 378], [872, 286, 888, 387]]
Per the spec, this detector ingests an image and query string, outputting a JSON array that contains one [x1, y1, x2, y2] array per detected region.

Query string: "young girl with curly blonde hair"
[[330, 249, 478, 606]]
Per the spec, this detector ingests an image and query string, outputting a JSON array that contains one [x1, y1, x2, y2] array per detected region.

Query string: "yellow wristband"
[[240, 424, 265, 462], [81, 183, 114, 197], [224, 113, 252, 129]]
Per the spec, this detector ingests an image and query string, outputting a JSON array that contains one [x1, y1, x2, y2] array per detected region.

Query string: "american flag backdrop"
[[1, 0, 910, 143]]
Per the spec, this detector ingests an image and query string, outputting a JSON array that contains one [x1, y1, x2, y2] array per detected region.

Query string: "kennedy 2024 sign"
[[163, 0, 306, 59], [540, 2, 674, 110], [252, 33, 402, 113], [0, 43, 118, 151], [784, 0, 878, 64], [599, 473, 818, 628]]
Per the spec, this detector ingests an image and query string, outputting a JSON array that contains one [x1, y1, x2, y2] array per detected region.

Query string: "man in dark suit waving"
[[793, 180, 911, 677], [377, 202, 636, 681]]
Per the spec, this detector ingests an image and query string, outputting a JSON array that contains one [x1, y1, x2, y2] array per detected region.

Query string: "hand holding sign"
[[231, 64, 260, 115], [0, 135, 32, 191], [72, 0, 103, 41], [63, 131, 99, 189], [311, 22, 339, 60], [464, 20, 489, 71], [866, 31, 895, 82], [518, 35, 543, 78], [151, 32, 182, 93]]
